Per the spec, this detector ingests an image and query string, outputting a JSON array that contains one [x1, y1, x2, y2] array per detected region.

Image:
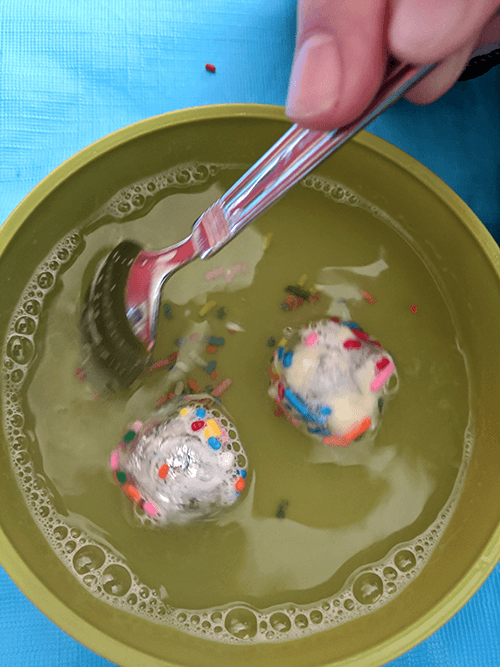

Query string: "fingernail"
[[286, 33, 341, 121]]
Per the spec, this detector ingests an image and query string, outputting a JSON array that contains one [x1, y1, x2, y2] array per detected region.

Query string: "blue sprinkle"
[[240, 469, 247, 478], [277, 347, 284, 360], [282, 351, 294, 368], [209, 336, 225, 347], [343, 321, 360, 329], [163, 304, 173, 320], [206, 360, 217, 374], [174, 337, 185, 348], [196, 408, 206, 418], [319, 405, 332, 416], [208, 437, 221, 450], [284, 388, 309, 416]]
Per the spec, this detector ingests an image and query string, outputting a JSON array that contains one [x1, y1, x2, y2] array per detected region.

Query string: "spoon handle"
[[193, 60, 436, 259]]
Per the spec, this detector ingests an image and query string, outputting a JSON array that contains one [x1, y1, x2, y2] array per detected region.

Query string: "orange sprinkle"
[[323, 435, 348, 447], [168, 350, 179, 363], [212, 378, 232, 397], [187, 379, 200, 393], [206, 345, 218, 354], [274, 406, 284, 417], [155, 395, 168, 407], [269, 366, 280, 381], [158, 464, 169, 480], [210, 369, 217, 381], [124, 484, 141, 503], [343, 416, 372, 444], [362, 290, 376, 304], [235, 477, 245, 492]]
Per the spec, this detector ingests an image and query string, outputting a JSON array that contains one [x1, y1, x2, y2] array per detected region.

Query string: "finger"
[[403, 37, 477, 104], [286, 0, 388, 131], [389, 0, 500, 64]]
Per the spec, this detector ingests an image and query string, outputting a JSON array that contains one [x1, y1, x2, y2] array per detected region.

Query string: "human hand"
[[286, 0, 500, 131]]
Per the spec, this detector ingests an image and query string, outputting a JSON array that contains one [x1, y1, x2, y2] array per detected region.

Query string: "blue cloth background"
[[1, 1, 499, 665]]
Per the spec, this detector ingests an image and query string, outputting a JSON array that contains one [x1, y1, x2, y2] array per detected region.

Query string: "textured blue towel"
[[1, 1, 500, 665]]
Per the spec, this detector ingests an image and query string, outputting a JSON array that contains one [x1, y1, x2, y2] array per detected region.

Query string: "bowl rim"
[[1, 102, 500, 667]]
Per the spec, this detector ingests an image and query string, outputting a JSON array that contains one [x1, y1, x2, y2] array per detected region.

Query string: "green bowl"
[[1, 104, 500, 667]]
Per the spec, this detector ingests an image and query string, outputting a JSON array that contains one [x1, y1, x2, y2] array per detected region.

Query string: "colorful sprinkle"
[[277, 347, 284, 360], [205, 419, 221, 437], [277, 382, 284, 400], [276, 500, 288, 519], [174, 337, 185, 348], [180, 407, 189, 416], [411, 304, 418, 313], [155, 394, 168, 407], [240, 469, 247, 478], [286, 285, 310, 300], [206, 360, 217, 374], [353, 329, 370, 340], [163, 303, 173, 319], [378, 397, 384, 413], [143, 502, 158, 517], [343, 416, 372, 444], [125, 484, 141, 503], [274, 405, 284, 417], [376, 357, 391, 371], [210, 369, 217, 381], [110, 450, 119, 471], [212, 378, 232, 397], [323, 435, 348, 447], [370, 361, 395, 392], [208, 437, 221, 450], [297, 274, 307, 287], [198, 300, 217, 317], [284, 388, 309, 417], [283, 351, 294, 367], [123, 430, 136, 443], [158, 464, 169, 480], [330, 317, 341, 323], [209, 336, 225, 347], [267, 337, 276, 347], [205, 63, 216, 72], [263, 232, 273, 249], [191, 420, 205, 431], [235, 477, 245, 492], [206, 345, 218, 354], [305, 332, 318, 346], [196, 408, 206, 418], [269, 366, 280, 381], [343, 321, 360, 329], [116, 471, 127, 484], [216, 307, 226, 319], [343, 339, 361, 349], [187, 379, 200, 393], [362, 291, 377, 304]]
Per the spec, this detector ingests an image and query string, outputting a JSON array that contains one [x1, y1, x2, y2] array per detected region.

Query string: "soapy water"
[[1, 162, 474, 643]]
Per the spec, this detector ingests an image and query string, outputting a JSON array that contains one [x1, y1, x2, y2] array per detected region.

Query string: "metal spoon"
[[80, 60, 436, 391]]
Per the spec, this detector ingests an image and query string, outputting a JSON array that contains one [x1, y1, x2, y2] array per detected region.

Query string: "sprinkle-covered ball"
[[269, 318, 398, 447], [110, 395, 248, 526]]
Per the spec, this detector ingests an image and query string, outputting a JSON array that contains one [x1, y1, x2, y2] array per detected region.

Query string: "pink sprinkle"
[[110, 450, 119, 471], [131, 421, 143, 432], [147, 341, 154, 351], [411, 305, 418, 313], [143, 502, 158, 517], [212, 378, 232, 397], [305, 332, 318, 347], [190, 333, 199, 341], [149, 359, 170, 371], [370, 361, 395, 392]]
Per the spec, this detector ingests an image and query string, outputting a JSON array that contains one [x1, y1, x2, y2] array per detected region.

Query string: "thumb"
[[286, 0, 388, 131]]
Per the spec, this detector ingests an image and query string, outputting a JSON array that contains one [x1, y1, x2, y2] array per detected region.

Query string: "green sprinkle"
[[116, 471, 127, 484], [123, 430, 136, 443]]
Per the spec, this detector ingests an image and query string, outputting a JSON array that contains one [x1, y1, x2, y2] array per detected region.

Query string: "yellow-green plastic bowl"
[[1, 104, 500, 667]]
